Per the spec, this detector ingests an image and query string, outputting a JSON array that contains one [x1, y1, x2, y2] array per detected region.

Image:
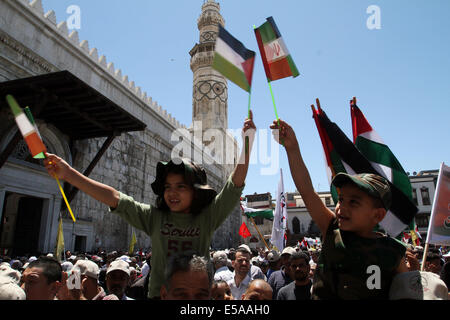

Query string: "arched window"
[[292, 217, 301, 234], [420, 187, 430, 206]]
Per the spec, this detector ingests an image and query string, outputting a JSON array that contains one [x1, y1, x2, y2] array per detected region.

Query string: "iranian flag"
[[350, 100, 418, 238], [6, 95, 47, 158], [254, 16, 299, 81], [311, 101, 417, 237], [212, 25, 255, 92]]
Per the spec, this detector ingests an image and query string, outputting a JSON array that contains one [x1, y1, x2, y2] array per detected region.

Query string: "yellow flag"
[[54, 218, 65, 261], [128, 231, 137, 255]]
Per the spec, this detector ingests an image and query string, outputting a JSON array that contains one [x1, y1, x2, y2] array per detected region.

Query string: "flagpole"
[[245, 91, 251, 157], [249, 217, 270, 250], [420, 162, 445, 271], [420, 242, 430, 271], [267, 81, 285, 147]]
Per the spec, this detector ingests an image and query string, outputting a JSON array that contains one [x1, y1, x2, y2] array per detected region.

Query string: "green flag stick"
[[245, 90, 252, 157], [267, 81, 284, 146]]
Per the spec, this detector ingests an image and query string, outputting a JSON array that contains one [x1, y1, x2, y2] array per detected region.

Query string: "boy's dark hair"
[[152, 159, 217, 214], [27, 256, 62, 284]]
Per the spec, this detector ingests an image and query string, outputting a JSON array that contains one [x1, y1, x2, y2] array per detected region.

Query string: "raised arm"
[[44, 152, 120, 208], [270, 119, 335, 235], [231, 110, 256, 188]]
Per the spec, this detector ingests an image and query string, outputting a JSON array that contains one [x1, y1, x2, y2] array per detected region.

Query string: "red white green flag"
[[311, 102, 417, 237], [350, 101, 419, 240], [6, 95, 47, 158], [254, 16, 299, 81], [213, 25, 255, 92]]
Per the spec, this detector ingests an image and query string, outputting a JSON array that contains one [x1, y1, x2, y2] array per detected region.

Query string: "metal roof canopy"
[[0, 70, 147, 204], [0, 70, 146, 140]]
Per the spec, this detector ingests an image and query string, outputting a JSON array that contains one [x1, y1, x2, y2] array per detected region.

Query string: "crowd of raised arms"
[[0, 115, 449, 300]]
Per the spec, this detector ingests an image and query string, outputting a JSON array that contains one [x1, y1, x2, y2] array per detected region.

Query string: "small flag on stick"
[[129, 230, 137, 255], [6, 94, 76, 223], [254, 16, 299, 82], [6, 95, 47, 158], [54, 217, 65, 262], [213, 25, 255, 93]]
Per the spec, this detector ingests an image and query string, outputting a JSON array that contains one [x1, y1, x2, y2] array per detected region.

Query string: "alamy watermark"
[[66, 5, 81, 30], [366, 5, 381, 30]]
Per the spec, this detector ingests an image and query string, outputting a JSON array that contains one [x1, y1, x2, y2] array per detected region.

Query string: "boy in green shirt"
[[270, 119, 408, 299], [44, 112, 256, 299]]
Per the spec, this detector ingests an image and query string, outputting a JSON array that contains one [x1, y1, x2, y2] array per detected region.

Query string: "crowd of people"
[[0, 241, 449, 300]]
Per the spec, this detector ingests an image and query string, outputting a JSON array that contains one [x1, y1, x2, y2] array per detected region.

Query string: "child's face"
[[335, 184, 385, 237], [211, 282, 233, 300], [163, 173, 194, 213]]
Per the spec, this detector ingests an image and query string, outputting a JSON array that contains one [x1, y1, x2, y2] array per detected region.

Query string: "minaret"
[[189, 0, 228, 136]]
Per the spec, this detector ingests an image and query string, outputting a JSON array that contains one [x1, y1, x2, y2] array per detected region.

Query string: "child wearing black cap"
[[44, 112, 256, 299], [270, 119, 407, 300]]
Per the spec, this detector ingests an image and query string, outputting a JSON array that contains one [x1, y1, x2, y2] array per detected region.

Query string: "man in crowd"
[[73, 259, 105, 300], [103, 259, 133, 300], [227, 247, 252, 300], [266, 250, 281, 280], [268, 247, 296, 299], [160, 251, 213, 300], [277, 252, 312, 300], [213, 250, 233, 282], [241, 279, 272, 300], [20, 256, 62, 300]]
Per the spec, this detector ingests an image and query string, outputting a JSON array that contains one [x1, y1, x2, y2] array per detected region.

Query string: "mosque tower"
[[189, 0, 228, 137]]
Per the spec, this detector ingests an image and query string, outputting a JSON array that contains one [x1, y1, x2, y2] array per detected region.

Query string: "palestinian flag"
[[312, 104, 354, 202], [212, 25, 255, 92], [240, 201, 274, 220], [351, 101, 413, 200], [6, 95, 47, 158], [254, 16, 299, 81], [312, 102, 417, 237], [350, 100, 419, 239]]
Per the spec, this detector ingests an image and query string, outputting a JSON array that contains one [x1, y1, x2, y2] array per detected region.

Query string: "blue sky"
[[43, 0, 450, 198]]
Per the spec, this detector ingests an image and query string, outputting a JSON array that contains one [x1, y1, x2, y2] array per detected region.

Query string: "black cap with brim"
[[331, 173, 392, 210], [151, 158, 217, 200]]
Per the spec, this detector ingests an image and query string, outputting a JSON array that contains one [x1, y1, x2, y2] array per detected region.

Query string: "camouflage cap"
[[331, 173, 392, 210]]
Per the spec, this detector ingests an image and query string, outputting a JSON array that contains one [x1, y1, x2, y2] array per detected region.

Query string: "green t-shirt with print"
[[110, 176, 244, 298]]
